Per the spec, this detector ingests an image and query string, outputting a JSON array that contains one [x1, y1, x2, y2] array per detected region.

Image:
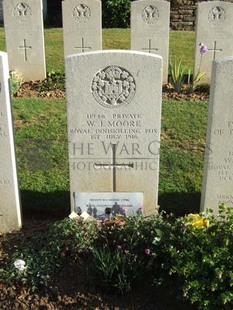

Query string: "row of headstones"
[[3, 0, 233, 83], [1, 48, 233, 232]]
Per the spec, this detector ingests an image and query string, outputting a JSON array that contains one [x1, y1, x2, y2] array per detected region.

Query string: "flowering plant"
[[159, 205, 233, 309], [92, 214, 161, 292], [185, 213, 210, 229], [169, 42, 208, 94], [188, 42, 208, 92], [1, 204, 233, 308], [14, 259, 26, 272]]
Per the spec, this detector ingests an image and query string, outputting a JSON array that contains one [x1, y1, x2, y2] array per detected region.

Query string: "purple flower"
[[145, 248, 151, 255], [199, 43, 208, 55]]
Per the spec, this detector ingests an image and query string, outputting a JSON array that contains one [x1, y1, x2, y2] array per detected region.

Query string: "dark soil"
[[1, 80, 205, 309], [13, 80, 210, 102], [14, 80, 66, 99]]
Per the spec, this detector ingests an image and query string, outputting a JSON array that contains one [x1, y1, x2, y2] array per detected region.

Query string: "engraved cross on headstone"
[[142, 39, 158, 53], [74, 37, 91, 53], [94, 143, 134, 192], [208, 40, 222, 60], [18, 39, 32, 61]]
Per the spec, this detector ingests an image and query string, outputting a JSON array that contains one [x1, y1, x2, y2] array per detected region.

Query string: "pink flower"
[[199, 43, 208, 55], [117, 245, 122, 249], [145, 248, 151, 255], [96, 220, 102, 226]]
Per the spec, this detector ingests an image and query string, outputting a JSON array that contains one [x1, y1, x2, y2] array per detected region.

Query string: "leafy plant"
[[0, 218, 99, 292], [1, 206, 233, 308], [91, 215, 162, 292], [35, 71, 65, 92], [9, 70, 23, 95], [188, 68, 206, 93], [169, 43, 208, 94], [168, 59, 186, 93], [159, 204, 233, 309]]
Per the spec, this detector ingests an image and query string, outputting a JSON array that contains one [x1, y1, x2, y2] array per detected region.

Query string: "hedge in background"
[[102, 0, 131, 28]]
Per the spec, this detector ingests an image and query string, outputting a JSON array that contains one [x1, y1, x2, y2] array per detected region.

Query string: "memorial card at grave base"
[[131, 0, 170, 84], [0, 52, 22, 233], [62, 0, 102, 58], [75, 192, 144, 219], [3, 0, 46, 81], [201, 57, 233, 215], [66, 50, 162, 217], [194, 1, 233, 83]]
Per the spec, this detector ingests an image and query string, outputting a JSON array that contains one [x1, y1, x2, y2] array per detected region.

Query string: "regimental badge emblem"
[[141, 5, 159, 24], [73, 4, 91, 22], [14, 3, 32, 18], [208, 6, 226, 24], [91, 66, 136, 109]]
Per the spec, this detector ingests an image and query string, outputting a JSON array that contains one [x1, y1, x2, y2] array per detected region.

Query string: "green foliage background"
[[102, 0, 131, 28]]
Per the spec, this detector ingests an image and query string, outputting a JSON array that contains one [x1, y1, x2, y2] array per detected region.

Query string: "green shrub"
[[159, 205, 233, 309], [102, 0, 131, 28], [9, 70, 23, 96], [0, 219, 99, 292], [92, 215, 163, 292], [168, 59, 187, 93]]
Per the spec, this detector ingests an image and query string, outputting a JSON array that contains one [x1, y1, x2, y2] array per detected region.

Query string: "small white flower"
[[14, 259, 26, 272]]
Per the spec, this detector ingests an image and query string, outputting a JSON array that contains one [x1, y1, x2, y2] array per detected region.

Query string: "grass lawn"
[[0, 28, 195, 73], [12, 97, 208, 217], [47, 28, 195, 72]]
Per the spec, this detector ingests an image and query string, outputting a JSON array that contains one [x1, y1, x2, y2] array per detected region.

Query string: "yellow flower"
[[203, 219, 210, 228], [186, 213, 209, 229], [115, 214, 124, 222]]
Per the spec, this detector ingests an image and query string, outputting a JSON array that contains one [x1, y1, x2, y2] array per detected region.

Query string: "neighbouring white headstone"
[[0, 0, 47, 23], [194, 1, 233, 84], [131, 0, 170, 84], [62, 0, 102, 58], [201, 57, 233, 215], [3, 0, 46, 81], [66, 50, 162, 217], [0, 52, 22, 233]]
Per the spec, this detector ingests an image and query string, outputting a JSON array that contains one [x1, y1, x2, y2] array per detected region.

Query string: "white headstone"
[[131, 0, 170, 84], [201, 57, 233, 215], [0, 52, 22, 233], [3, 0, 46, 81], [62, 0, 102, 58], [66, 50, 162, 217], [0, 0, 47, 23], [194, 1, 233, 84]]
